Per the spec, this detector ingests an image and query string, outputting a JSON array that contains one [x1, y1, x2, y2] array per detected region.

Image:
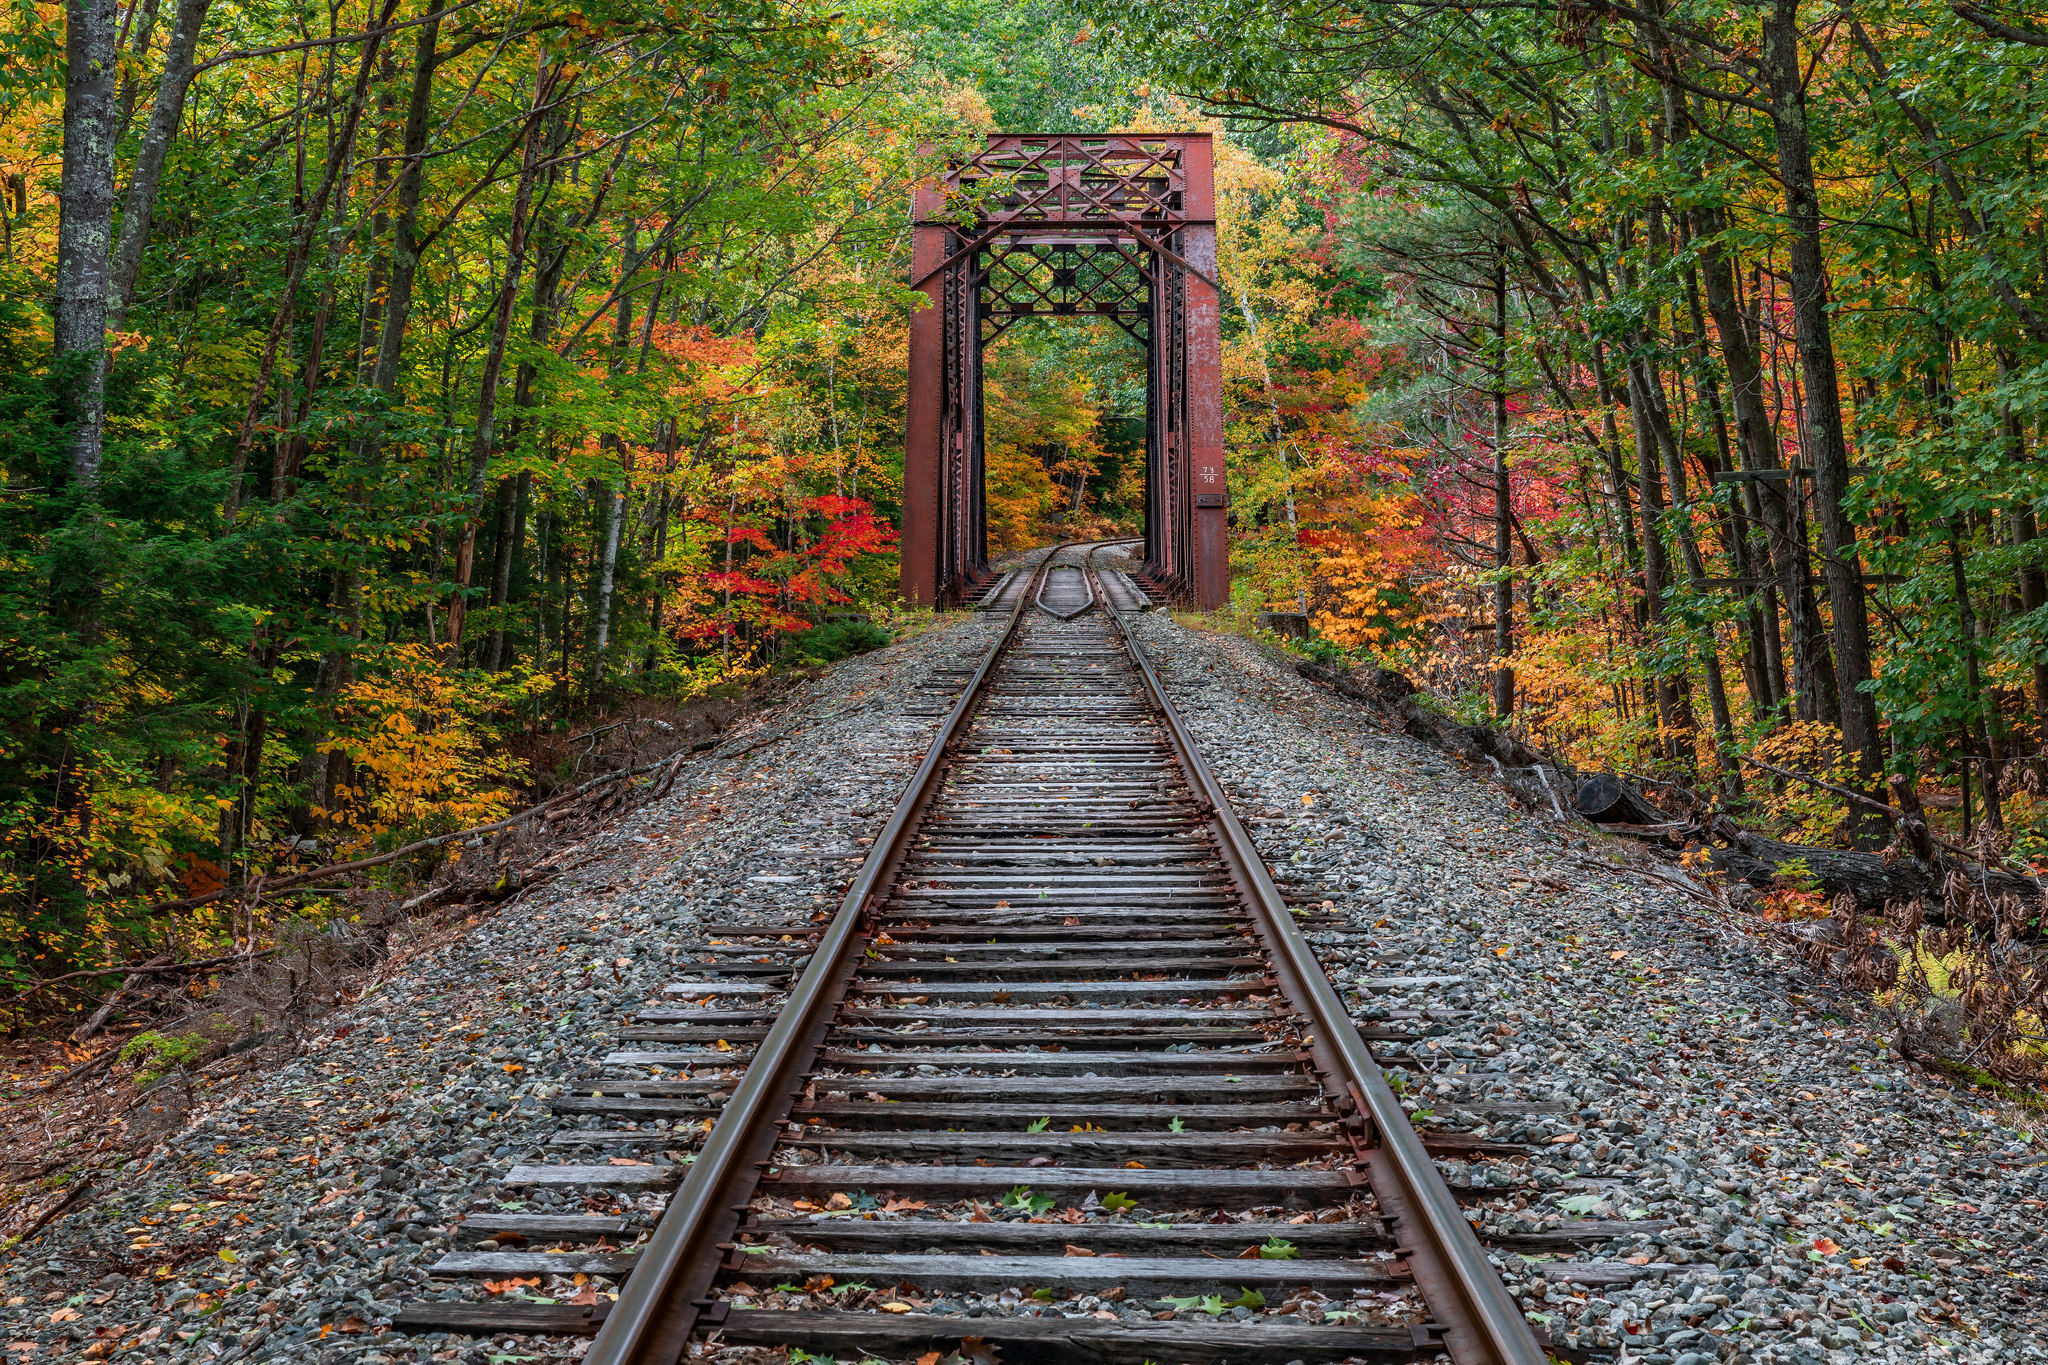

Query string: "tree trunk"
[[307, 567, 361, 820], [1710, 828, 2038, 915], [1574, 773, 1672, 826], [1588, 340, 1641, 576], [222, 2, 390, 519], [55, 0, 120, 492], [1762, 0, 1886, 845], [1490, 248, 1514, 718], [106, 0, 212, 330], [445, 63, 551, 655], [1652, 271, 1745, 794], [1694, 204, 1795, 723], [533, 503, 555, 676], [353, 55, 398, 380], [1948, 522, 2004, 829], [589, 486, 625, 690], [368, 5, 441, 402], [483, 472, 523, 671], [2014, 502, 2048, 734], [114, 0, 161, 139], [1626, 357, 1693, 768], [490, 128, 565, 675]]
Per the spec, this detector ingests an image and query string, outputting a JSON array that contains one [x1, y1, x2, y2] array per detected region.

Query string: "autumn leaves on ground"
[[5, 0, 2048, 1169]]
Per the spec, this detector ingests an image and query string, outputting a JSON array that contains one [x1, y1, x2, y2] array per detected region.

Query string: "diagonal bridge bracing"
[[901, 134, 1229, 608]]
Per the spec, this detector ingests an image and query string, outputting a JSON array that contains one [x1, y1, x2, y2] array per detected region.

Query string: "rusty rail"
[[577, 544, 1073, 1365], [395, 539, 1549, 1365], [1089, 543, 1546, 1365]]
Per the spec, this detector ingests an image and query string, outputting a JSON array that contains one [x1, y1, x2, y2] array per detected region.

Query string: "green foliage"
[[1772, 859, 1823, 896], [0, 0, 964, 1004], [999, 1185, 1057, 1216], [1161, 1288, 1266, 1314], [1061, 0, 2048, 862], [790, 619, 894, 667], [1288, 635, 1355, 669], [850, 0, 1147, 132], [119, 1030, 206, 1086]]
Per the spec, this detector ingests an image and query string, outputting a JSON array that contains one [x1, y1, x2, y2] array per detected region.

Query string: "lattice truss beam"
[[979, 239, 1153, 344], [956, 137, 1183, 224]]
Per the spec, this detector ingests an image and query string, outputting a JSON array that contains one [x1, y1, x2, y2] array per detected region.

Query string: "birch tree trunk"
[[589, 485, 625, 689], [55, 0, 120, 492]]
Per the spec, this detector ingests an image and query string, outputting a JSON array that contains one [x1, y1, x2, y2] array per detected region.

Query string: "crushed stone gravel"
[[1125, 608, 2048, 1365], [0, 614, 1001, 1365]]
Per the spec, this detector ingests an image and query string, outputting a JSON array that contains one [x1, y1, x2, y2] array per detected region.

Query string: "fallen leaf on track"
[[481, 1278, 541, 1295]]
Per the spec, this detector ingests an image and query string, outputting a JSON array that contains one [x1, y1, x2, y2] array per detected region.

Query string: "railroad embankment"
[[1130, 611, 2048, 1364], [2, 605, 2041, 1365]]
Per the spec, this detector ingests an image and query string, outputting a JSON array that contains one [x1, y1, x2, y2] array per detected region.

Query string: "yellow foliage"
[[1751, 721, 1856, 842], [1304, 491, 1431, 650], [318, 646, 537, 857], [979, 334, 1115, 550]]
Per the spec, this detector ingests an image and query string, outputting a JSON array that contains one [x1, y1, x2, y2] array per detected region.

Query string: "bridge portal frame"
[[901, 133, 1229, 608]]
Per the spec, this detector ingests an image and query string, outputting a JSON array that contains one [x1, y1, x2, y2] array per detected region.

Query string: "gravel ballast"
[[1124, 608, 2048, 1365], [5, 600, 2043, 1365]]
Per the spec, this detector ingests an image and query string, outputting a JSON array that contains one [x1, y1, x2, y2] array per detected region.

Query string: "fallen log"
[[139, 751, 678, 917], [69, 954, 172, 1042], [1290, 656, 2044, 916], [1573, 773, 1671, 827], [1707, 820, 2038, 908]]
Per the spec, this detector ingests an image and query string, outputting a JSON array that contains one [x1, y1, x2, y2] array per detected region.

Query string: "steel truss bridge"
[[901, 134, 1229, 608]]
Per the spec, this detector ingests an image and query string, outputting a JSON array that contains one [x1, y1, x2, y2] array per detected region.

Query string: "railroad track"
[[395, 542, 1547, 1364]]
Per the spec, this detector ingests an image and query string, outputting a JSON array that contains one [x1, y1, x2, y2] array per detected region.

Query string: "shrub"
[[791, 619, 891, 666], [119, 1030, 206, 1086]]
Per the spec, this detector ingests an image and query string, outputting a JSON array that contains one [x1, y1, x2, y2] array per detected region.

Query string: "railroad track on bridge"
[[395, 542, 1547, 1365]]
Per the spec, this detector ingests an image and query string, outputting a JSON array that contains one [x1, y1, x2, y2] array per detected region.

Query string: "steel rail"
[[580, 545, 1074, 1365], [1087, 547, 1547, 1365], [1031, 562, 1094, 620]]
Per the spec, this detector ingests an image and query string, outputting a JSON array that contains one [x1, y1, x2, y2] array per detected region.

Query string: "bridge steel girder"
[[901, 133, 1229, 608]]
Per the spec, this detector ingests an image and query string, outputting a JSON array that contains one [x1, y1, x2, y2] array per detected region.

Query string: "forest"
[[7, 0, 2048, 1015]]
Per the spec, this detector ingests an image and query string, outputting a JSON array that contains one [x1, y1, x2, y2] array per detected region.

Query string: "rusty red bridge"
[[900, 134, 1229, 609]]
